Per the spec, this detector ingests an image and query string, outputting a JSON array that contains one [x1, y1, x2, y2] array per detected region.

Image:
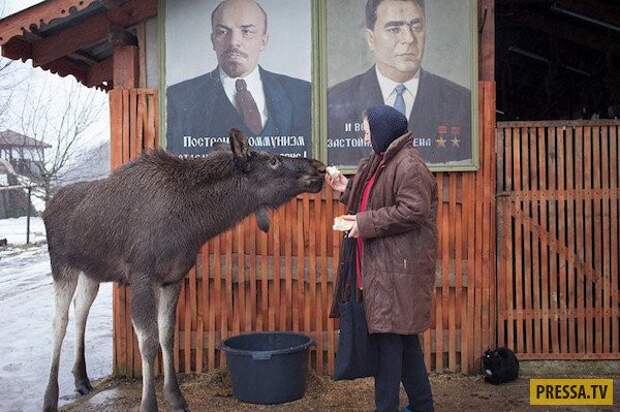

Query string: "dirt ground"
[[61, 371, 619, 412]]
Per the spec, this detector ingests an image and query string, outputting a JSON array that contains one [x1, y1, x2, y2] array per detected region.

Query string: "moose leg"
[[43, 268, 79, 412], [131, 280, 160, 412], [158, 281, 190, 411], [72, 274, 100, 395]]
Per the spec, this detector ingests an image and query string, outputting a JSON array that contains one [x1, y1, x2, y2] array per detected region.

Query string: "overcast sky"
[[1, 0, 110, 151]]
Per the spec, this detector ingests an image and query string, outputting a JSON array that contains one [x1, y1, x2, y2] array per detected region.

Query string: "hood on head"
[[365, 105, 409, 154]]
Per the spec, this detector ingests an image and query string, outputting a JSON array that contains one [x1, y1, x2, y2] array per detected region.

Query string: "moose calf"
[[42, 129, 325, 412]]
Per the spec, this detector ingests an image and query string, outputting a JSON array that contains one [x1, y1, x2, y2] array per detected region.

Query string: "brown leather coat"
[[337, 133, 438, 335]]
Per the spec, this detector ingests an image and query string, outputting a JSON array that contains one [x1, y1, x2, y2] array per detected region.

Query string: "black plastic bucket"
[[220, 332, 313, 404]]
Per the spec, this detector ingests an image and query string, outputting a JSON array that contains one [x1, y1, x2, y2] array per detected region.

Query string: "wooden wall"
[[109, 82, 497, 378], [497, 121, 620, 359]]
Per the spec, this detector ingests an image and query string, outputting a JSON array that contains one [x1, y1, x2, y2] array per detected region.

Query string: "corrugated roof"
[[0, 130, 51, 148]]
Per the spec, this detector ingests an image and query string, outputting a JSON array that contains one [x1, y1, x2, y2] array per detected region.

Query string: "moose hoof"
[[75, 380, 93, 395]]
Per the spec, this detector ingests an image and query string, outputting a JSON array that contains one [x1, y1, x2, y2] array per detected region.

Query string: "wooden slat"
[[272, 208, 281, 331], [565, 126, 576, 353], [521, 126, 533, 354], [315, 192, 324, 374], [591, 126, 601, 354], [556, 127, 567, 354], [575, 126, 586, 353], [529, 127, 541, 353], [224, 230, 233, 365], [449, 174, 457, 371], [548, 127, 559, 355], [601, 126, 610, 354], [462, 173, 473, 371], [437, 174, 445, 371], [296, 198, 305, 333], [285, 203, 293, 332], [592, 126, 603, 354], [513, 127, 524, 353], [611, 126, 619, 354], [584, 126, 593, 354], [236, 223, 245, 334], [505, 129, 514, 352], [534, 128, 558, 352], [326, 188, 335, 375]]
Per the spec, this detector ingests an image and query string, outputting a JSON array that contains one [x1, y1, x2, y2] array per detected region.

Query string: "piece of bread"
[[333, 216, 354, 231], [326, 166, 341, 179]]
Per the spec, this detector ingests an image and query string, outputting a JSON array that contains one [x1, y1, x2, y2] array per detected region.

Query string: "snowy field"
[[0, 218, 113, 412]]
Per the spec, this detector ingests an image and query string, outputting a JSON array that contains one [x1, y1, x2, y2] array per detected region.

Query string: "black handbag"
[[333, 237, 378, 380]]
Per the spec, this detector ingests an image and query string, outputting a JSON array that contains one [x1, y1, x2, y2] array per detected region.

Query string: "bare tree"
[[16, 80, 107, 202]]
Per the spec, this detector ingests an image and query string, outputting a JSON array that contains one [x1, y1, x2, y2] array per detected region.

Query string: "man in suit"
[[328, 0, 471, 166], [167, 0, 311, 158]]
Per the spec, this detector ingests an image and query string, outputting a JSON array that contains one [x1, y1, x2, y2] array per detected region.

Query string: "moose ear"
[[229, 128, 251, 172], [229, 128, 250, 158]]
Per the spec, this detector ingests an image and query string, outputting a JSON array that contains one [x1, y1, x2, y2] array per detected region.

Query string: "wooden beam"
[[113, 45, 139, 89], [30, 0, 156, 67], [553, 0, 620, 29], [0, 0, 98, 46], [41, 56, 89, 84], [508, 12, 620, 55], [109, 26, 138, 48], [1, 37, 32, 60], [88, 56, 113, 88], [32, 13, 110, 67]]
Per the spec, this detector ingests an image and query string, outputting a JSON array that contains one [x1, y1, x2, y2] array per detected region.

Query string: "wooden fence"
[[496, 121, 620, 359], [109, 83, 497, 377]]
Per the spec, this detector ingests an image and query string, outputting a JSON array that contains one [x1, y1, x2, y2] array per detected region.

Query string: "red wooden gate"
[[496, 121, 620, 359]]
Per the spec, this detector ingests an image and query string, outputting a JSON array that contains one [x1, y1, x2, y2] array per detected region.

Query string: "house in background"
[[0, 130, 49, 218], [0, 129, 51, 179]]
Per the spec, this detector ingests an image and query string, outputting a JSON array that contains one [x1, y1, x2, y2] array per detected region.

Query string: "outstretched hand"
[[325, 172, 348, 192]]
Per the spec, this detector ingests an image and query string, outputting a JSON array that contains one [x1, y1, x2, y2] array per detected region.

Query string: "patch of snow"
[[0, 216, 46, 246], [0, 247, 113, 412]]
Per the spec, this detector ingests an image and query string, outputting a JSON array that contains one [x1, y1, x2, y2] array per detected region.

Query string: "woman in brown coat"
[[327, 105, 437, 412]]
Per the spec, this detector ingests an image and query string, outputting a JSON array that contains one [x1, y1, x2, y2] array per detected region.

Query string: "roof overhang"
[[0, 0, 157, 91]]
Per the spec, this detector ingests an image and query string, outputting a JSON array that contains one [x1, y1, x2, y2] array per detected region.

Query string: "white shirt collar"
[[219, 65, 268, 129], [375, 66, 420, 119]]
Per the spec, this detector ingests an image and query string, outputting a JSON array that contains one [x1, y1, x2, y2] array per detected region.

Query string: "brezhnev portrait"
[[327, 0, 476, 168], [165, 0, 313, 158]]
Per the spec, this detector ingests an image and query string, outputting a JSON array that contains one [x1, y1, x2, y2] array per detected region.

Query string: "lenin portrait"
[[327, 0, 476, 168], [165, 0, 313, 158]]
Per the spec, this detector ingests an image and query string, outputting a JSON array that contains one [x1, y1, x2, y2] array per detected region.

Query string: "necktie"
[[235, 79, 262, 135], [393, 84, 407, 117]]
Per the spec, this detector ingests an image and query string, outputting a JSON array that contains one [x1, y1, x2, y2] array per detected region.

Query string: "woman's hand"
[[325, 172, 348, 193], [342, 214, 360, 238]]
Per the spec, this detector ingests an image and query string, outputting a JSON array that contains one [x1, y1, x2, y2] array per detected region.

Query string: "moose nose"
[[311, 159, 326, 175]]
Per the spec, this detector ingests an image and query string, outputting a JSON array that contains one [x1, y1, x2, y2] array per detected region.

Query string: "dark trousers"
[[373, 333, 434, 412]]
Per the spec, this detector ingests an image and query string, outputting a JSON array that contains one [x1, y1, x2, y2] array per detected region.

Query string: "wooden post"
[[478, 0, 495, 81], [113, 45, 139, 89]]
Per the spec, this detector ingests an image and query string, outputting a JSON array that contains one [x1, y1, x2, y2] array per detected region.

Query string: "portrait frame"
[[158, 0, 478, 172], [158, 0, 319, 159], [321, 0, 479, 172]]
